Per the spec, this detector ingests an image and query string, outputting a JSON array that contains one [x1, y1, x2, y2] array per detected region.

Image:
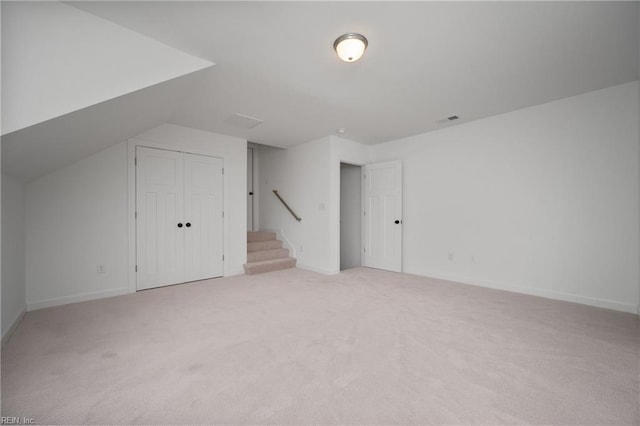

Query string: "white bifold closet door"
[[136, 146, 223, 290], [183, 153, 224, 283]]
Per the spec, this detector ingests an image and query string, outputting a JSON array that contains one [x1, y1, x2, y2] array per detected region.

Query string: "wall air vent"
[[224, 113, 263, 129]]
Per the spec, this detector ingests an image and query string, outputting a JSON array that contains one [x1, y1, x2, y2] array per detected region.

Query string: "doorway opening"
[[340, 162, 362, 270]]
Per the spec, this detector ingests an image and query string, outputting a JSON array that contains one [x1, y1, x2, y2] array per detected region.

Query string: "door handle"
[[249, 192, 253, 195], [186, 223, 191, 228], [394, 220, 401, 224], [177, 223, 183, 228]]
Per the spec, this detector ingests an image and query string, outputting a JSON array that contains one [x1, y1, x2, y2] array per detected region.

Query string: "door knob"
[[177, 223, 183, 228], [394, 220, 401, 224], [249, 192, 253, 195], [186, 223, 191, 228]]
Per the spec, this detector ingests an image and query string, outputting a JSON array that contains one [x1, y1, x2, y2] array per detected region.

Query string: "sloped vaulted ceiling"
[[1, 1, 214, 181], [1, 1, 213, 135], [2, 1, 638, 182], [1, 69, 212, 182]]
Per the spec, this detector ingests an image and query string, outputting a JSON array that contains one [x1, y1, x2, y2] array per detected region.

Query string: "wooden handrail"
[[272, 190, 302, 222]]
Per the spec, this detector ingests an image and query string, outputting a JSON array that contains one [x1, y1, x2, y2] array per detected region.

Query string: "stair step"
[[247, 231, 277, 242], [247, 248, 289, 263], [248, 239, 282, 252], [243, 257, 296, 275]]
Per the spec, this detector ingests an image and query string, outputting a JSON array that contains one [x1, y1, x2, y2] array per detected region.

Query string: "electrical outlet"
[[97, 264, 106, 274], [300, 244, 304, 253], [471, 255, 476, 263], [448, 253, 454, 262]]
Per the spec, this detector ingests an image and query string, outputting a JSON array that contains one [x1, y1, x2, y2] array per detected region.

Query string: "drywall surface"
[[1, 1, 212, 134], [133, 124, 247, 276], [26, 142, 129, 310], [259, 137, 333, 273], [25, 124, 246, 310], [259, 135, 368, 273], [369, 81, 640, 313], [2, 174, 26, 337], [340, 164, 362, 270]]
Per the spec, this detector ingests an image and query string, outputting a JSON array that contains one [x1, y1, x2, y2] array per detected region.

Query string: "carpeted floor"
[[2, 267, 639, 425]]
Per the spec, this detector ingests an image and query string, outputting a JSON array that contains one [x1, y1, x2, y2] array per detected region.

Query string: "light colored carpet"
[[2, 267, 639, 425], [244, 231, 296, 275]]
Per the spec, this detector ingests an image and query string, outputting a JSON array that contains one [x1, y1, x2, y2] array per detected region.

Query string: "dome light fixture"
[[333, 33, 368, 63]]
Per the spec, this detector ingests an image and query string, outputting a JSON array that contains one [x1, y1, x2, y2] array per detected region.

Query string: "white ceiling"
[[1, 0, 213, 135], [2, 1, 638, 182], [1, 69, 210, 181], [68, 1, 639, 147]]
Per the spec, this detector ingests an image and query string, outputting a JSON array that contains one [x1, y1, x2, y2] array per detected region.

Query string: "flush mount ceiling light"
[[333, 33, 368, 62]]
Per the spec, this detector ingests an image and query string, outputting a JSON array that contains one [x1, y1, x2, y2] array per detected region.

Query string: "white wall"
[[26, 143, 129, 310], [1, 1, 212, 134], [260, 82, 639, 313], [259, 135, 369, 274], [259, 137, 333, 273], [369, 81, 640, 313], [2, 174, 26, 338], [340, 164, 362, 270], [133, 124, 247, 277], [25, 123, 246, 310]]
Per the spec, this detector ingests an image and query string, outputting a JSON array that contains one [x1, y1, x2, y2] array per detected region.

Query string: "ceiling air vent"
[[224, 113, 263, 129], [436, 115, 460, 125]]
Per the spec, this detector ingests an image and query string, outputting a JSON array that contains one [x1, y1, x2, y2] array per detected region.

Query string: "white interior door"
[[247, 147, 254, 231], [136, 147, 185, 290], [184, 153, 224, 282], [362, 160, 402, 272]]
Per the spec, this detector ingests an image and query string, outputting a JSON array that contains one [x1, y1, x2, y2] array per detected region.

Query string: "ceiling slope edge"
[[1, 68, 211, 183], [1, 0, 214, 135]]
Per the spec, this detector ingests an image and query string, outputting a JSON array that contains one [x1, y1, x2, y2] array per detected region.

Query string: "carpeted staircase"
[[244, 231, 296, 275]]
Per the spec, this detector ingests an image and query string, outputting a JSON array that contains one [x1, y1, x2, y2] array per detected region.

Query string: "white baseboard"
[[297, 263, 339, 275], [225, 267, 245, 277], [418, 270, 637, 314], [2, 307, 26, 347], [27, 287, 130, 311]]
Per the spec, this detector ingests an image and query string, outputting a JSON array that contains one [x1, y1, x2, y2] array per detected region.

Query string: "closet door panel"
[[184, 153, 224, 281], [136, 147, 185, 290]]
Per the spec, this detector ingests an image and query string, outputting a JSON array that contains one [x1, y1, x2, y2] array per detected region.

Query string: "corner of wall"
[[1, 308, 26, 347], [2, 172, 27, 340]]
